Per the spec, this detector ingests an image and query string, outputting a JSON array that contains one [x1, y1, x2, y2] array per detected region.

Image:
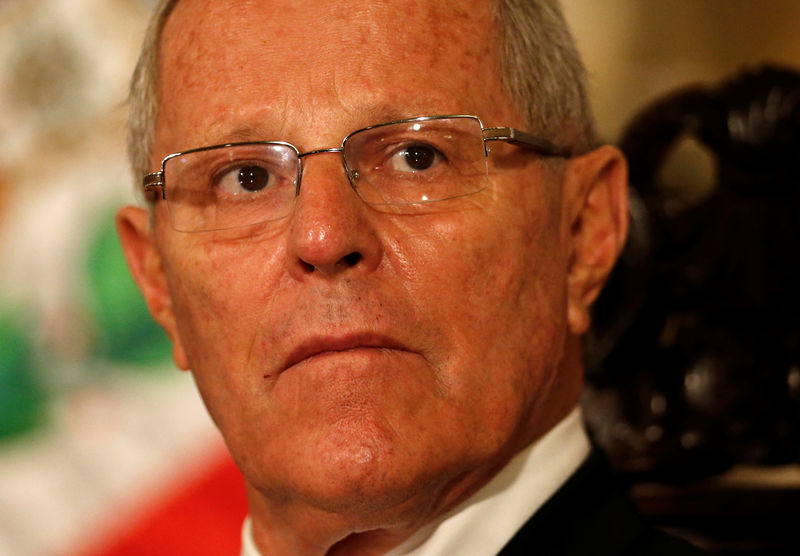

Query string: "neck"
[[246, 496, 412, 555]]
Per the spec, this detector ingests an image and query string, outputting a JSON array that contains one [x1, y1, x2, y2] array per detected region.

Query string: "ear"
[[563, 145, 629, 336], [116, 206, 190, 370]]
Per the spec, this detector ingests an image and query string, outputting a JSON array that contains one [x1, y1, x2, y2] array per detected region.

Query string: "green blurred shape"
[[0, 312, 47, 439], [86, 214, 172, 366]]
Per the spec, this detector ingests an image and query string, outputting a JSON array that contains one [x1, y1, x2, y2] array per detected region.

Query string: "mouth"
[[282, 333, 410, 373]]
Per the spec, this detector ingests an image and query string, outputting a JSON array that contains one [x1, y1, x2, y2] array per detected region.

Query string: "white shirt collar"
[[241, 407, 590, 556]]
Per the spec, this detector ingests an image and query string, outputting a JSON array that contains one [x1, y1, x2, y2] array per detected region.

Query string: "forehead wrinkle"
[[194, 103, 420, 152]]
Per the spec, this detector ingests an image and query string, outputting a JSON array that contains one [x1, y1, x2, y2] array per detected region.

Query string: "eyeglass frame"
[[142, 114, 573, 203], [142, 114, 574, 200]]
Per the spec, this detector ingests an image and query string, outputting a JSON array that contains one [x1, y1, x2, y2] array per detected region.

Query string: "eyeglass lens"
[[162, 116, 489, 232]]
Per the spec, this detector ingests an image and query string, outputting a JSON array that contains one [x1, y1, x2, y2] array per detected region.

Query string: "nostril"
[[296, 251, 362, 274], [341, 252, 362, 267], [299, 259, 315, 273]]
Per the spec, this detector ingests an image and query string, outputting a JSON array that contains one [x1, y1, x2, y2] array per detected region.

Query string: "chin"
[[304, 422, 420, 508], [243, 417, 454, 519]]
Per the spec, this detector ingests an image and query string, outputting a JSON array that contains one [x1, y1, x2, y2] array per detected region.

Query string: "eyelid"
[[361, 137, 450, 162], [391, 143, 445, 160]]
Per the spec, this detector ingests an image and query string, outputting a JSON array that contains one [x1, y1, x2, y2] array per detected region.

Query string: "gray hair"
[[495, 0, 595, 152], [126, 0, 594, 187], [127, 0, 179, 189]]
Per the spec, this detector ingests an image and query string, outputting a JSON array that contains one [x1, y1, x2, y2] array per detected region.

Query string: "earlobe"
[[563, 145, 629, 336], [116, 206, 190, 370]]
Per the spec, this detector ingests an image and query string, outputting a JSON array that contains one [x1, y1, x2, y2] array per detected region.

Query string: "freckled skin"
[[117, 0, 628, 554]]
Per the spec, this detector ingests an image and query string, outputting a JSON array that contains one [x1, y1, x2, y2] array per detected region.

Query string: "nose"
[[285, 151, 382, 279]]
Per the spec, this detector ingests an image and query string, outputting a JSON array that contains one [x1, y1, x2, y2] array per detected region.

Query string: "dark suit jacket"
[[498, 451, 706, 555]]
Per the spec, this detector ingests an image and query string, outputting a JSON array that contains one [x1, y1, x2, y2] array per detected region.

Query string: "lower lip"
[[285, 346, 405, 374]]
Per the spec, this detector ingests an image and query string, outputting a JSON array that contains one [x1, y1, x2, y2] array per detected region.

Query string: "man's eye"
[[388, 143, 443, 173], [217, 164, 274, 194]]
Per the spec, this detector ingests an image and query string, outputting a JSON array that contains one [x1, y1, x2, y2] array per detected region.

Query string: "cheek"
[[171, 251, 263, 336], [390, 197, 568, 391], [405, 223, 567, 458], [161, 235, 288, 404]]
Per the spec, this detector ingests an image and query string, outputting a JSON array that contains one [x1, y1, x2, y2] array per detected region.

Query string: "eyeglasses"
[[143, 115, 571, 232]]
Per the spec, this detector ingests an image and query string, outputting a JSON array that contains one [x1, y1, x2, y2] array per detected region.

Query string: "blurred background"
[[0, 1, 798, 554]]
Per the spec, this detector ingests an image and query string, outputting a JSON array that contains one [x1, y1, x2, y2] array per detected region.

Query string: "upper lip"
[[282, 333, 409, 372]]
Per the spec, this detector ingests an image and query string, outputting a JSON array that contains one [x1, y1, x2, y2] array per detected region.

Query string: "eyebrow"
[[194, 117, 286, 147], [200, 105, 444, 147], [218, 124, 275, 143]]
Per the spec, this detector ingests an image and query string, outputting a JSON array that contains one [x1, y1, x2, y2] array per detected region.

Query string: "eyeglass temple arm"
[[483, 127, 572, 158], [143, 172, 166, 200]]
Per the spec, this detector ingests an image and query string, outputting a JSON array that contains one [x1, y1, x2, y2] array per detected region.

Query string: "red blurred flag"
[[74, 450, 248, 556]]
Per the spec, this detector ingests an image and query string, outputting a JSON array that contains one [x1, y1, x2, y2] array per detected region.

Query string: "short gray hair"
[[126, 0, 594, 187], [127, 0, 179, 189], [495, 0, 595, 152]]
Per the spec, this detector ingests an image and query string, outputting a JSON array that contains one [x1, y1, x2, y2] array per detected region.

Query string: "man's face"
[[139, 0, 593, 524]]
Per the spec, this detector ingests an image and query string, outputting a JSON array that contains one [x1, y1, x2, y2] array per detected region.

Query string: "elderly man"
[[117, 0, 703, 554]]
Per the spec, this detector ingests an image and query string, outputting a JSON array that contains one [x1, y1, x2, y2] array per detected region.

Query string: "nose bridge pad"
[[296, 147, 353, 197], [344, 163, 359, 192]]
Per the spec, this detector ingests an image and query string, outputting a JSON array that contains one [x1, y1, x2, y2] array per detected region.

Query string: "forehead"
[[156, 0, 515, 151]]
